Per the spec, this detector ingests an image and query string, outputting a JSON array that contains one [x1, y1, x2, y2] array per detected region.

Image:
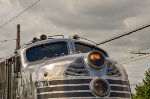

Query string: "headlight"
[[86, 51, 106, 70], [90, 79, 110, 97]]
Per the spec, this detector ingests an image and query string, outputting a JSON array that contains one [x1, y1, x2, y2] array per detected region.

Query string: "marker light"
[[90, 53, 101, 61], [87, 51, 106, 70], [90, 79, 110, 97]]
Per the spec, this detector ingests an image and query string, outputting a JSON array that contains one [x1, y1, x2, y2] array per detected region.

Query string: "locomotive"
[[0, 35, 132, 99]]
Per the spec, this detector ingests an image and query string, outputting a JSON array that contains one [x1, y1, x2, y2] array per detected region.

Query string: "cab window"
[[74, 42, 108, 57], [26, 42, 69, 62], [75, 43, 92, 53]]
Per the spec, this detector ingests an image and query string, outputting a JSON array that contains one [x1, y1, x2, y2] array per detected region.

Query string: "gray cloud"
[[0, 0, 150, 92], [14, 0, 148, 30]]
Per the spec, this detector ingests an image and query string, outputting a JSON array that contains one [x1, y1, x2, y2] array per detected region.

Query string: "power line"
[[130, 48, 150, 55], [130, 48, 150, 54], [120, 48, 150, 63], [97, 24, 150, 45], [131, 52, 150, 55], [120, 56, 136, 63], [0, 39, 16, 42], [120, 55, 144, 64], [0, 0, 41, 29], [130, 83, 143, 86], [122, 54, 150, 64]]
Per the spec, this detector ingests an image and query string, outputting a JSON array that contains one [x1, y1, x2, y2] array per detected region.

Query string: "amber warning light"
[[87, 51, 106, 70], [90, 53, 101, 61]]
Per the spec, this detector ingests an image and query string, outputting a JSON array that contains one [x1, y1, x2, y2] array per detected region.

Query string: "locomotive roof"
[[0, 36, 109, 63], [19, 38, 97, 50]]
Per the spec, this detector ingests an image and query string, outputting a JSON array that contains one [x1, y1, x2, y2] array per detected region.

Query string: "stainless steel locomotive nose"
[[0, 36, 131, 99]]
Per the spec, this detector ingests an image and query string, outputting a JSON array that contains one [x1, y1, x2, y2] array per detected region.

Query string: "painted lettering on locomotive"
[[0, 35, 132, 99]]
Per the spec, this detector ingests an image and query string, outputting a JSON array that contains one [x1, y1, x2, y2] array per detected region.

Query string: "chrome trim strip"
[[36, 79, 129, 86], [37, 90, 91, 95], [37, 83, 89, 88], [37, 91, 131, 98]]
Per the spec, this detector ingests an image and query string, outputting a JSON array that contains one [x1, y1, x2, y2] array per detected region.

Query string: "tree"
[[134, 68, 150, 99]]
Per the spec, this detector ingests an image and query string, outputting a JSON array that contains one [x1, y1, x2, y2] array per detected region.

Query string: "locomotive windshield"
[[26, 42, 69, 62]]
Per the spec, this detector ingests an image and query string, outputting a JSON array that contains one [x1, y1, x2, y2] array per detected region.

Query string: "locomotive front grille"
[[35, 78, 131, 99], [64, 58, 90, 76]]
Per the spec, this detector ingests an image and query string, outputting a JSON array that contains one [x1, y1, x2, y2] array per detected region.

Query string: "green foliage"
[[134, 68, 150, 99], [132, 94, 137, 99]]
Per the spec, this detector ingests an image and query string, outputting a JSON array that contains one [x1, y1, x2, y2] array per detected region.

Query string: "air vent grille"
[[64, 58, 90, 76], [107, 64, 121, 76]]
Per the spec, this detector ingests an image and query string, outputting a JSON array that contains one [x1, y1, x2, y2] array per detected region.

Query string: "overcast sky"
[[0, 0, 150, 93]]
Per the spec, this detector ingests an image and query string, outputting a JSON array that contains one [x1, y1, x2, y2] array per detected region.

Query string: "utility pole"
[[16, 24, 20, 50]]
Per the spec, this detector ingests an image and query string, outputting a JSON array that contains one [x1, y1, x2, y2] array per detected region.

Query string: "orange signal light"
[[90, 53, 101, 61]]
